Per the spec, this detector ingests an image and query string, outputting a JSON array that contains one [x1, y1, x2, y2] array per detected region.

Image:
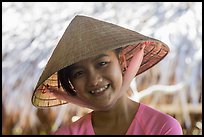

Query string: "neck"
[[92, 94, 139, 127]]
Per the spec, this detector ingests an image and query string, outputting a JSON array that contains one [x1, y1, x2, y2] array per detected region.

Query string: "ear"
[[119, 51, 127, 71]]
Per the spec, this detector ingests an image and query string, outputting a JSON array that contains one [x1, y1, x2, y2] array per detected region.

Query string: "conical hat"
[[31, 15, 169, 108]]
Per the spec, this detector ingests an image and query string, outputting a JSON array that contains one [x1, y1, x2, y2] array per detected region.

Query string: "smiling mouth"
[[89, 84, 110, 95]]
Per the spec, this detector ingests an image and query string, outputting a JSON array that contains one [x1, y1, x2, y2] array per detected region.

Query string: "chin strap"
[[46, 86, 96, 109], [117, 42, 145, 99]]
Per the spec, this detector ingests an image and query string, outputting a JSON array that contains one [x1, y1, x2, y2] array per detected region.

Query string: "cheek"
[[72, 81, 89, 100], [107, 63, 123, 88], [71, 79, 85, 94]]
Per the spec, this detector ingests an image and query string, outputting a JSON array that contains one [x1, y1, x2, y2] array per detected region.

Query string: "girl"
[[31, 15, 183, 135]]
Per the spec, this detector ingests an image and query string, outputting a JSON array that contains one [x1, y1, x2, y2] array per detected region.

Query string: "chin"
[[93, 100, 117, 111]]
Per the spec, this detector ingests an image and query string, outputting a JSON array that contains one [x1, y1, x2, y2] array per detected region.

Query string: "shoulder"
[[53, 112, 93, 135], [137, 103, 183, 135]]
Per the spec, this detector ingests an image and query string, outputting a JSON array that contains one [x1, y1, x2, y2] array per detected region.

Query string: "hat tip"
[[74, 14, 85, 18], [74, 14, 93, 19]]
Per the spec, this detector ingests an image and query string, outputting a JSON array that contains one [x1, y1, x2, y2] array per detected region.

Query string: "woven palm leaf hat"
[[31, 15, 169, 108]]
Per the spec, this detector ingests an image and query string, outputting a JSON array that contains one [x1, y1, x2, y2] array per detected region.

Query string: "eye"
[[98, 61, 110, 67], [72, 71, 84, 79]]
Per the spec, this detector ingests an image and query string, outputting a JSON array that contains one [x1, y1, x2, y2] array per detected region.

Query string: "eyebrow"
[[92, 54, 109, 61]]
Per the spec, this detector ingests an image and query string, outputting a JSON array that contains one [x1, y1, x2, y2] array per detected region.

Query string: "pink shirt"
[[54, 103, 183, 135]]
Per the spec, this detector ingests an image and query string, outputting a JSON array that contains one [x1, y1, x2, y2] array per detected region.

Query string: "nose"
[[87, 71, 103, 87]]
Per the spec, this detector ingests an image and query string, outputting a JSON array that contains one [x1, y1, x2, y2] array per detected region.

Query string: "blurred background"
[[2, 2, 202, 135]]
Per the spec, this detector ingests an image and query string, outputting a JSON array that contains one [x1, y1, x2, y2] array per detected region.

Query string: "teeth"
[[90, 85, 108, 94]]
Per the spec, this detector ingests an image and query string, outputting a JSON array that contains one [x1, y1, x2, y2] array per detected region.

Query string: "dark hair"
[[57, 48, 122, 96], [57, 66, 76, 96]]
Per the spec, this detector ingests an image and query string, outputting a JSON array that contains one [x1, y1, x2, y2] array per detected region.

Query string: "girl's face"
[[68, 50, 123, 110]]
